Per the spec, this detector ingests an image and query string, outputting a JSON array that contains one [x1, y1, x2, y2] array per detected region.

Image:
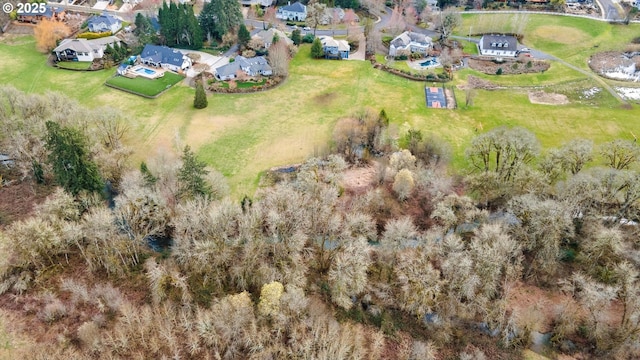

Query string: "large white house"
[[389, 31, 432, 57], [52, 36, 120, 62], [478, 34, 518, 58], [276, 1, 307, 21], [139, 45, 192, 72]]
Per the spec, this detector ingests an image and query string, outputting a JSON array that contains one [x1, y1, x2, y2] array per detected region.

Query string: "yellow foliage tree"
[[34, 19, 71, 54], [258, 281, 284, 317]]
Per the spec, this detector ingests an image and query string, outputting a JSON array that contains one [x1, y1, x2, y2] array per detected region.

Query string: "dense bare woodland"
[[1, 86, 640, 359]]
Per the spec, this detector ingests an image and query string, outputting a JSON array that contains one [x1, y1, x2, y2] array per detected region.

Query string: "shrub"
[[302, 33, 315, 43], [78, 31, 113, 40], [526, 60, 532, 68], [511, 63, 518, 70], [229, 57, 235, 63], [395, 55, 408, 60], [496, 67, 503, 75]]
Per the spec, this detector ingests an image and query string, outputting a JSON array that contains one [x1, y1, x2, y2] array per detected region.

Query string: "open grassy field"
[[55, 61, 92, 70], [105, 71, 184, 97], [460, 14, 640, 71], [1, 22, 639, 196]]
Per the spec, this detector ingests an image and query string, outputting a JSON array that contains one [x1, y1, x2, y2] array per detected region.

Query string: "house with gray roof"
[[276, 1, 307, 21], [140, 44, 192, 72], [252, 28, 294, 49], [389, 31, 432, 57], [478, 34, 518, 58], [87, 14, 122, 33], [52, 36, 120, 62], [214, 56, 272, 81]]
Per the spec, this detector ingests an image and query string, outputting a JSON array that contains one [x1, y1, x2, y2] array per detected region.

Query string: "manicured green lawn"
[[1, 33, 639, 197], [56, 61, 92, 70], [105, 71, 185, 97]]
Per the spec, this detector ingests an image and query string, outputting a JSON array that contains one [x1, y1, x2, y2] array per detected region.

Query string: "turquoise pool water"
[[136, 67, 156, 75]]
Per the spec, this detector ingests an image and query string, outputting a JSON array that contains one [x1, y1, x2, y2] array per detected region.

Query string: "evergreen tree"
[[134, 13, 153, 36], [199, 0, 243, 40], [291, 29, 302, 45], [140, 161, 157, 187], [311, 37, 324, 58], [194, 80, 208, 109], [177, 145, 212, 199], [44, 121, 103, 196], [238, 24, 251, 49]]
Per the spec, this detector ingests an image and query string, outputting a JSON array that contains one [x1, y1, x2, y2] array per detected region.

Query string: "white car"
[[303, 26, 311, 31]]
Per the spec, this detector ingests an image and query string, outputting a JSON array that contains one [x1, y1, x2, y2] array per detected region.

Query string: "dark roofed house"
[[87, 14, 122, 33], [276, 1, 307, 21], [140, 44, 192, 72], [17, 5, 63, 23], [214, 56, 272, 81], [478, 34, 518, 58]]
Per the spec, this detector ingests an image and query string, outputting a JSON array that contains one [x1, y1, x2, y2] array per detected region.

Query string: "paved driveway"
[[179, 50, 228, 78]]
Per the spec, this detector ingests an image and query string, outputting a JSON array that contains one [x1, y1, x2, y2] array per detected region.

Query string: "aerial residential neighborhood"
[[1, 0, 640, 359]]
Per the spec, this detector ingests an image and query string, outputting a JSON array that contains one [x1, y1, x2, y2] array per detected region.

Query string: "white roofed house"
[[319, 35, 350, 59], [478, 34, 518, 58], [52, 36, 121, 62], [214, 56, 272, 81], [276, 1, 307, 21], [389, 31, 432, 57]]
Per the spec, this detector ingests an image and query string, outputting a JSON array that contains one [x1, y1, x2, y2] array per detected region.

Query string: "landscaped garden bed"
[[468, 57, 550, 75], [205, 75, 285, 93], [104, 71, 184, 98]]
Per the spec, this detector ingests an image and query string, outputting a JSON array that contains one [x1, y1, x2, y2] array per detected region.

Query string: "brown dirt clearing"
[[528, 91, 569, 105], [341, 164, 377, 193]]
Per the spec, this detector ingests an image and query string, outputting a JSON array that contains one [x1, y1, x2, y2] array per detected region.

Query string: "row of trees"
[[2, 88, 640, 358], [158, 2, 203, 49]]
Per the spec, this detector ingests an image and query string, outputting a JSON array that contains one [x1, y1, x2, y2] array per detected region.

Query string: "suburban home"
[[478, 34, 518, 57], [389, 31, 432, 57], [319, 35, 350, 59], [52, 36, 121, 62], [214, 56, 272, 81], [17, 5, 64, 23], [87, 14, 122, 33], [276, 1, 307, 21], [139, 44, 192, 72], [252, 28, 293, 49]]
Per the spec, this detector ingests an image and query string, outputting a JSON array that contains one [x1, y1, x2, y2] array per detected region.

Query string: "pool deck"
[[125, 65, 166, 80]]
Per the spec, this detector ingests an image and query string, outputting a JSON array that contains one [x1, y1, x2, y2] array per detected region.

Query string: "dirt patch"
[[0, 176, 54, 228], [468, 58, 550, 75], [589, 51, 640, 82], [313, 92, 338, 105], [528, 91, 569, 105], [459, 75, 501, 91], [341, 165, 377, 194]]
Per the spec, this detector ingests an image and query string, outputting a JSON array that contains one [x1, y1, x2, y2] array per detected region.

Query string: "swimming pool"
[[136, 67, 157, 75], [420, 58, 439, 67]]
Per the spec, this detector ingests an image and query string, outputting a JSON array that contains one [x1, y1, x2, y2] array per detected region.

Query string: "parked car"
[[303, 26, 311, 31]]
